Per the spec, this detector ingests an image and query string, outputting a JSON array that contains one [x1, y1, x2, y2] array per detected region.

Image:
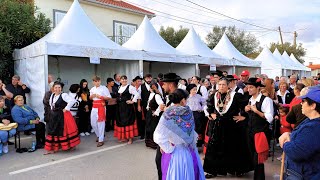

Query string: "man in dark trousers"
[[140, 74, 153, 139], [245, 78, 274, 180], [155, 72, 180, 180]]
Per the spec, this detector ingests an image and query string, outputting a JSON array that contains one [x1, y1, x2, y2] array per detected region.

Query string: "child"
[[277, 105, 291, 161], [279, 105, 292, 134], [186, 84, 206, 147]]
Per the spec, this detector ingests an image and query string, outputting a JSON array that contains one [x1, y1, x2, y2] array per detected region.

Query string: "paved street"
[[0, 132, 281, 180]]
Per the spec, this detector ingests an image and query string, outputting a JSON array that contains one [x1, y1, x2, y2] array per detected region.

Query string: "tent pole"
[[94, 64, 98, 75], [139, 60, 143, 77], [232, 66, 236, 74], [195, 63, 200, 77]]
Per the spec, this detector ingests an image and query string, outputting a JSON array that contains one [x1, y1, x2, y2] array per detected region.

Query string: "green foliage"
[[206, 26, 260, 56], [159, 26, 189, 48], [269, 42, 306, 64], [0, 0, 51, 83]]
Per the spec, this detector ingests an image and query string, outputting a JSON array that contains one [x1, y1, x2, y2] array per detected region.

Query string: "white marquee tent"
[[212, 33, 261, 76], [13, 0, 141, 118], [290, 54, 311, 77], [175, 27, 233, 76], [123, 16, 202, 78], [255, 47, 282, 79], [273, 48, 293, 76]]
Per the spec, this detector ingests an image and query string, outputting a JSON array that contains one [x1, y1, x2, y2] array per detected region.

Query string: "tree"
[[269, 42, 306, 63], [159, 26, 189, 48], [206, 26, 260, 56], [0, 0, 51, 83]]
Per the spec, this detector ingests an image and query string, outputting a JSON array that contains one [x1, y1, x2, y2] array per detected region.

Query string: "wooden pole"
[[280, 152, 285, 180], [278, 26, 284, 47], [293, 31, 298, 48]]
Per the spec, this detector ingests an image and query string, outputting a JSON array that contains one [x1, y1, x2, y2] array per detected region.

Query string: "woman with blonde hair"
[[301, 78, 315, 87]]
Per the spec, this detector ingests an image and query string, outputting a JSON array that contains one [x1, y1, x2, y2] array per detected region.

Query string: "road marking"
[[9, 141, 139, 175]]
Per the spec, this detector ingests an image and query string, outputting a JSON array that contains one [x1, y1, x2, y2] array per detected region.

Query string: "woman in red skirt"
[[44, 81, 80, 155], [114, 75, 139, 144]]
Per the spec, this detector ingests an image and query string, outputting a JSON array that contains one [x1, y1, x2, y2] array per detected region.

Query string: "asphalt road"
[[0, 132, 281, 180]]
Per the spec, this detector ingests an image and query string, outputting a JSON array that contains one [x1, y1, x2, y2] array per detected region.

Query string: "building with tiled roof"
[[307, 62, 320, 76], [34, 0, 155, 44]]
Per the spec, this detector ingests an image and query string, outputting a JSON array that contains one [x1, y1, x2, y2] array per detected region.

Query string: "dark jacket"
[[277, 91, 294, 104], [6, 84, 30, 108], [286, 104, 307, 128], [0, 108, 12, 122], [283, 118, 320, 179]]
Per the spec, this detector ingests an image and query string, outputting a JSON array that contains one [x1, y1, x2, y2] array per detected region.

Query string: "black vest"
[[197, 85, 202, 96], [141, 83, 150, 108], [51, 94, 67, 111], [248, 95, 269, 134], [149, 93, 161, 111]]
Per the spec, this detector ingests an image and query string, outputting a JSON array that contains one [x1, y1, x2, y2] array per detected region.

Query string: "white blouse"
[[146, 93, 164, 116], [49, 93, 76, 111], [118, 84, 140, 103]]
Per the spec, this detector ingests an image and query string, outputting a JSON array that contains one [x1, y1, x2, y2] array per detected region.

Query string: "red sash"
[[255, 132, 269, 164], [93, 100, 106, 122]]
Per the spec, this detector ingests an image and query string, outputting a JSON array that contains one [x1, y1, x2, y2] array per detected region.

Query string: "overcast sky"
[[127, 0, 320, 65]]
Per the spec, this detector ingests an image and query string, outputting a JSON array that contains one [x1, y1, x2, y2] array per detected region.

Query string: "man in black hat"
[[226, 75, 244, 95], [132, 76, 144, 139], [244, 78, 274, 180], [155, 72, 180, 180]]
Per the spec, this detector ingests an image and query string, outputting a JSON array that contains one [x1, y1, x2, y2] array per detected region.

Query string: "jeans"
[[0, 129, 17, 143]]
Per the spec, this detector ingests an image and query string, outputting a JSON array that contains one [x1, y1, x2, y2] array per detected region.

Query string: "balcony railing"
[[108, 36, 131, 45]]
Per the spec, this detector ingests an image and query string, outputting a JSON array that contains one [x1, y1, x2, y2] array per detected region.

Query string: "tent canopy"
[[176, 27, 230, 65], [272, 48, 294, 70], [123, 16, 209, 64], [255, 47, 282, 78], [282, 51, 301, 70], [212, 33, 261, 67], [14, 0, 138, 60], [290, 54, 309, 71]]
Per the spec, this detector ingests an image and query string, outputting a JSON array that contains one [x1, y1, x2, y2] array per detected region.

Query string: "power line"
[[125, 0, 276, 33], [184, 0, 295, 34]]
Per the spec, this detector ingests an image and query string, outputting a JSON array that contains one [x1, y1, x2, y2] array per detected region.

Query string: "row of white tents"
[[12, 0, 310, 118]]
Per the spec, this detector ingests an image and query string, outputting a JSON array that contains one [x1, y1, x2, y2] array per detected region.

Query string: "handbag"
[[0, 122, 18, 131]]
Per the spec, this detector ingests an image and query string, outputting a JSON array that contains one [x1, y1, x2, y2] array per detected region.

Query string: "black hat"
[[186, 84, 197, 93], [132, 76, 143, 82], [162, 73, 181, 83], [244, 78, 265, 87], [226, 75, 236, 81], [211, 70, 223, 77]]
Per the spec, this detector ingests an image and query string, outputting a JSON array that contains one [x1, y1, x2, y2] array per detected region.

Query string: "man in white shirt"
[[244, 78, 274, 180], [226, 75, 244, 95], [90, 76, 111, 147], [191, 76, 208, 100]]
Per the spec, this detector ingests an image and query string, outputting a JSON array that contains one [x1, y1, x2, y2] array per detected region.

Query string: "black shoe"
[[140, 136, 145, 139], [7, 141, 14, 145], [205, 174, 217, 178]]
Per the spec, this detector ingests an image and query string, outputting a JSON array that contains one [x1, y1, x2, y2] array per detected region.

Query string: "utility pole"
[[278, 26, 284, 47], [293, 31, 297, 48]]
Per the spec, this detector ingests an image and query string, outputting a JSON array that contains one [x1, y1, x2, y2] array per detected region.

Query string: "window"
[[113, 21, 137, 45], [53, 9, 67, 27]]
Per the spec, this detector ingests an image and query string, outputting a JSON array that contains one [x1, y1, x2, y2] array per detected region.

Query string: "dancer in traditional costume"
[[145, 80, 164, 149], [114, 75, 139, 144], [90, 76, 111, 147], [44, 82, 80, 154], [154, 89, 205, 180], [203, 78, 252, 178]]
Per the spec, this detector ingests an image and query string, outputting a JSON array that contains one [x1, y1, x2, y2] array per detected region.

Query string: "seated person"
[[11, 95, 45, 149], [0, 96, 16, 156]]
